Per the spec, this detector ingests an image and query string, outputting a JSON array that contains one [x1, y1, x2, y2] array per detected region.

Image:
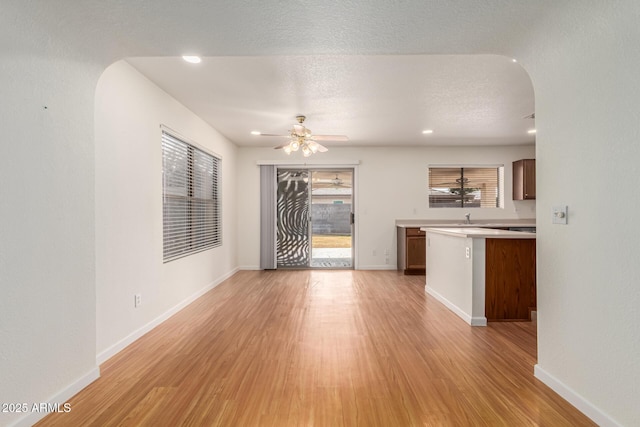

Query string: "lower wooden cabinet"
[[397, 227, 426, 275], [485, 238, 536, 321]]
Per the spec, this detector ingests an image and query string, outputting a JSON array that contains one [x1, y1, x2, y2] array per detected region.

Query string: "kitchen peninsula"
[[396, 219, 535, 274], [421, 227, 536, 326]]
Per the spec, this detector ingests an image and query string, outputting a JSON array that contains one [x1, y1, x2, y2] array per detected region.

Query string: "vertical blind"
[[259, 165, 277, 269], [428, 167, 502, 208], [162, 130, 221, 262]]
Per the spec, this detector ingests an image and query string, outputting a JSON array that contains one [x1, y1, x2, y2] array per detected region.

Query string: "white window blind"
[[162, 130, 221, 262], [429, 166, 502, 208]]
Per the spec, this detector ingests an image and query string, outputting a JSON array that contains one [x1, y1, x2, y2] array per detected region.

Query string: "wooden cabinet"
[[485, 238, 536, 321], [397, 227, 426, 275], [513, 159, 536, 200]]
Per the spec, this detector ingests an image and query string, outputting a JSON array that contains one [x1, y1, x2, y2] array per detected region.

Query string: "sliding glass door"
[[309, 170, 353, 268], [276, 168, 353, 269], [276, 170, 310, 268]]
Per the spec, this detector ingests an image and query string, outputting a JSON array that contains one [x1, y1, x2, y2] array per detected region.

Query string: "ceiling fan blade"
[[311, 135, 349, 142], [273, 144, 289, 150], [315, 143, 328, 153]]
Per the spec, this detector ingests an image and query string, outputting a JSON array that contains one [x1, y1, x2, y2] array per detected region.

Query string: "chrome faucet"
[[464, 213, 471, 224]]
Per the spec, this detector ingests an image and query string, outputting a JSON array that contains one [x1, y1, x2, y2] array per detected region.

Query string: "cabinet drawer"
[[406, 227, 425, 236]]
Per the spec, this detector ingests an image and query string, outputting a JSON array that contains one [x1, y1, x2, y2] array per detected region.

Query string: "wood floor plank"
[[36, 270, 595, 426]]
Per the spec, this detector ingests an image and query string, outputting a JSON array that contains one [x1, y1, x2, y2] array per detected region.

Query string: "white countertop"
[[421, 227, 536, 239], [396, 219, 536, 228]]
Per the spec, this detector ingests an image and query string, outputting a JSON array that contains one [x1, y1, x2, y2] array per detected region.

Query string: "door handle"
[[350, 212, 355, 225]]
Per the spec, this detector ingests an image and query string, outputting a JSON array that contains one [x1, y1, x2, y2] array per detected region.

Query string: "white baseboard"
[[534, 365, 620, 427], [356, 265, 397, 270], [239, 265, 397, 271], [425, 286, 486, 327], [96, 267, 239, 365], [10, 367, 100, 427], [470, 316, 488, 326]]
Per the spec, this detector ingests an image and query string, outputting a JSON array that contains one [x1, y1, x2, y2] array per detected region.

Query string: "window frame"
[[161, 127, 221, 262], [428, 165, 504, 209]]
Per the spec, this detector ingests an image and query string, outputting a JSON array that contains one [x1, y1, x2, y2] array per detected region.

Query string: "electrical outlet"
[[465, 247, 470, 259], [134, 294, 141, 308], [372, 248, 377, 256]]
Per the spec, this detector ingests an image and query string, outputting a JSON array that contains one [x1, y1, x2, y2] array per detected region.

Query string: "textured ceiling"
[[127, 55, 535, 147], [5, 0, 561, 147]]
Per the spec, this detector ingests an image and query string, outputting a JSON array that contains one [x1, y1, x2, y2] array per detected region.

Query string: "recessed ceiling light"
[[422, 129, 434, 134], [182, 55, 202, 64], [528, 129, 537, 134], [250, 131, 261, 135], [512, 58, 518, 63]]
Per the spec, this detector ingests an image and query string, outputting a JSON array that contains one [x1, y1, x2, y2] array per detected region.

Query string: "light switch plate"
[[552, 205, 568, 224]]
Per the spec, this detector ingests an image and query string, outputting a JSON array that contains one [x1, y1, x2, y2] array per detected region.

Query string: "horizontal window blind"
[[162, 130, 221, 262], [429, 167, 502, 208]]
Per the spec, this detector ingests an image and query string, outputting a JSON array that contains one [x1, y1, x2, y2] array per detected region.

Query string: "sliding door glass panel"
[[276, 170, 310, 268], [310, 170, 353, 268]]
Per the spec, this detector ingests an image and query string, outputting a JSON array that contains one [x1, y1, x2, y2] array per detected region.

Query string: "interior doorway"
[[276, 168, 354, 269]]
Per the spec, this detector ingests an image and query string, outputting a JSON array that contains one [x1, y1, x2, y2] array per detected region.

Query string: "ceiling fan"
[[258, 115, 348, 157], [313, 173, 351, 188]]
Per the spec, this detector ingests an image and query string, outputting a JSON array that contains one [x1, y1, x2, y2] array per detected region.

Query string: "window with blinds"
[[428, 166, 503, 208], [162, 130, 221, 262]]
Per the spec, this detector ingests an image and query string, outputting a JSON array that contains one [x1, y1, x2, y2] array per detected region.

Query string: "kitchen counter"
[[396, 221, 535, 275], [423, 227, 536, 326], [421, 227, 536, 239], [396, 219, 536, 228]]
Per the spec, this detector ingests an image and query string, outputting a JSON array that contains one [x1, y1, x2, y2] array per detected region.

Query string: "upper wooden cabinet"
[[513, 159, 536, 200]]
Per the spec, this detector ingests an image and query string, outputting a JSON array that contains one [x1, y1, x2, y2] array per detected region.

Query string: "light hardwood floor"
[[37, 270, 595, 426]]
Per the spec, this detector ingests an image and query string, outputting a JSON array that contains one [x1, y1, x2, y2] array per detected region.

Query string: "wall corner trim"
[[534, 364, 621, 427], [10, 367, 100, 427]]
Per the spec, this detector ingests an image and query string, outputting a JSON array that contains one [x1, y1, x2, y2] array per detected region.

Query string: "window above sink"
[[428, 166, 505, 209]]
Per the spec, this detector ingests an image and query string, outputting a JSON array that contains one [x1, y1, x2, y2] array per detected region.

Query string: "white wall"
[[237, 145, 535, 269], [0, 22, 103, 427], [516, 2, 640, 425], [425, 233, 475, 323], [94, 61, 238, 361]]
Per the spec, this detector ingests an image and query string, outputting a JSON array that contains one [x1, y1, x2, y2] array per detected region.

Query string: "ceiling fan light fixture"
[[265, 115, 343, 156]]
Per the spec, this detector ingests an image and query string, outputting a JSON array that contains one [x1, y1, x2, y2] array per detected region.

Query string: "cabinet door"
[[523, 159, 536, 199], [406, 235, 426, 270], [513, 159, 536, 200], [485, 238, 536, 321]]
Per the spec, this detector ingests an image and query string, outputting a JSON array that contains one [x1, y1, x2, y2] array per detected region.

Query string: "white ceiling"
[[127, 54, 535, 148], [6, 0, 559, 149]]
